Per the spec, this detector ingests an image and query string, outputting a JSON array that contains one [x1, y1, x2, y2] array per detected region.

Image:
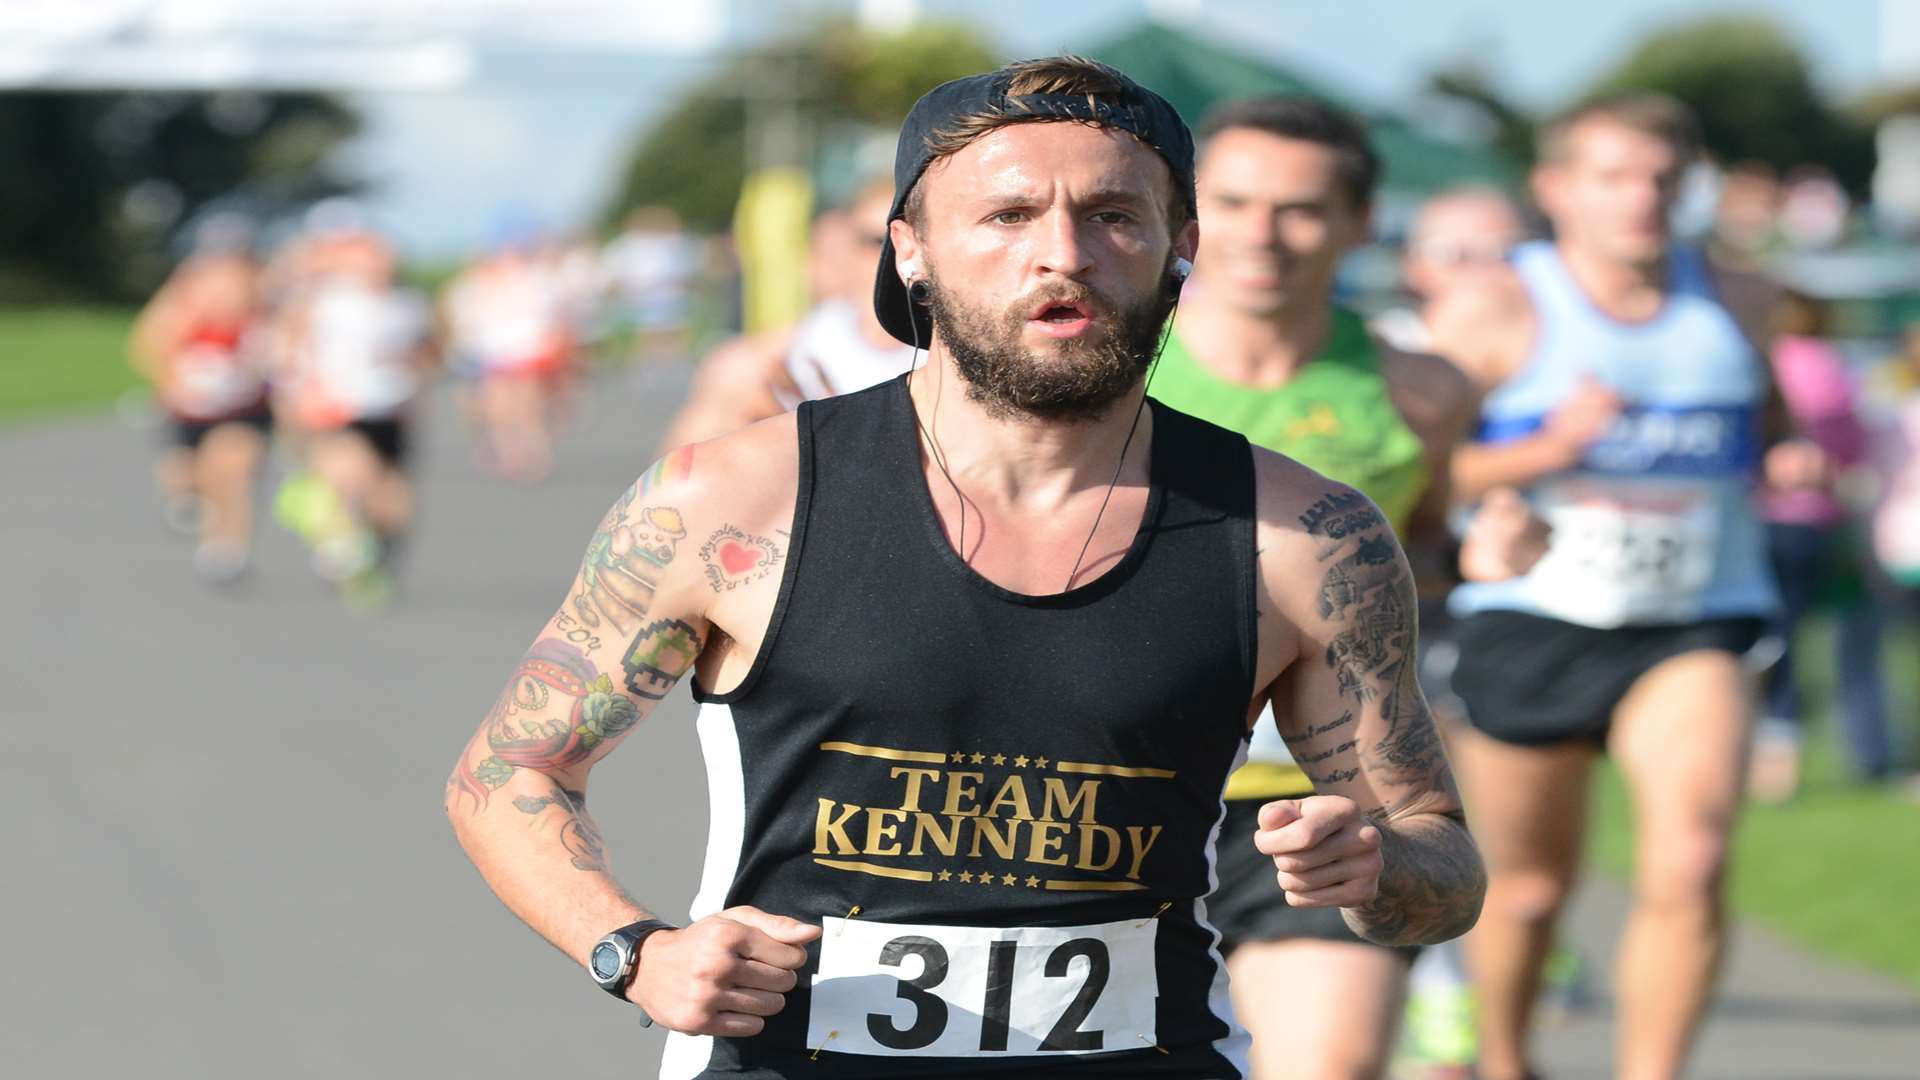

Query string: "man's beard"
[[925, 276, 1175, 423]]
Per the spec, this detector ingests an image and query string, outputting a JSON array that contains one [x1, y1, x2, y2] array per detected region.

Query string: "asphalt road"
[[5, 365, 1915, 1078]]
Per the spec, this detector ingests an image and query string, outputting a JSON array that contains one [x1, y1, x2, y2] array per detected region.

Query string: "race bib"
[[1527, 478, 1719, 627], [172, 343, 263, 417], [807, 915, 1158, 1058]]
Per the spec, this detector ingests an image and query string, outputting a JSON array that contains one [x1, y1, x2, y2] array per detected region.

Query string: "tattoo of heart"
[[699, 525, 782, 592]]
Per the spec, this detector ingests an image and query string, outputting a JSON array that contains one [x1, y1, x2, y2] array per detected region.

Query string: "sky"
[[335, 0, 1908, 256]]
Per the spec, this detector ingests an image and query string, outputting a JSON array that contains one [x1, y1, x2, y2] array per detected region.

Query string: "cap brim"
[[873, 235, 932, 348]]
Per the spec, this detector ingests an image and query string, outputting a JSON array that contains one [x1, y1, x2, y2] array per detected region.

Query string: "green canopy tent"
[[1086, 21, 1520, 201]]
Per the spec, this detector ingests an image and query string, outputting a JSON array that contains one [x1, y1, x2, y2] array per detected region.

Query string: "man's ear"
[[889, 218, 923, 283], [1174, 217, 1200, 267]]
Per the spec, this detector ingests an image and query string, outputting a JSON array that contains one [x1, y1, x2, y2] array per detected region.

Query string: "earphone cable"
[[1063, 293, 1177, 591]]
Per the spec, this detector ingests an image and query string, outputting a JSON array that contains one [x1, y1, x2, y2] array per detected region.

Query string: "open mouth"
[[1026, 298, 1096, 337]]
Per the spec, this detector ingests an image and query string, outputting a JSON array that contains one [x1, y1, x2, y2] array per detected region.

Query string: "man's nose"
[[1032, 210, 1094, 280]]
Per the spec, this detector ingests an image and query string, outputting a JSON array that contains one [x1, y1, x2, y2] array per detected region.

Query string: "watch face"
[[590, 940, 625, 982]]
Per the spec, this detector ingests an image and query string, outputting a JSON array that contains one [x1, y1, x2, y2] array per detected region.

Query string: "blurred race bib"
[[172, 343, 264, 417], [1527, 478, 1719, 627]]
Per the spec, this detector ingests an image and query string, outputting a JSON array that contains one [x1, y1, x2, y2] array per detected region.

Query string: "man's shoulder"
[[1427, 272, 1537, 390], [1247, 451, 1403, 628], [1377, 341, 1475, 424], [1248, 446, 1383, 543], [652, 412, 802, 536]]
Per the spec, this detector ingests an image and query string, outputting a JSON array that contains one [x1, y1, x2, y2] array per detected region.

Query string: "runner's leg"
[[157, 444, 198, 532], [1451, 729, 1592, 1080], [1229, 939, 1409, 1080], [192, 420, 265, 578], [309, 427, 382, 517], [1607, 648, 1751, 1080]]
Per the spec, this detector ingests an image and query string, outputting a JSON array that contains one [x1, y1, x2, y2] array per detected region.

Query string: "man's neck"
[[1170, 289, 1334, 388], [1556, 239, 1669, 322], [906, 349, 1152, 511]]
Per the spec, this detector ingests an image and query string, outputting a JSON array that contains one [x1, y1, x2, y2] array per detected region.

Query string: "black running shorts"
[[171, 411, 271, 450], [345, 417, 411, 468], [1450, 610, 1771, 747]]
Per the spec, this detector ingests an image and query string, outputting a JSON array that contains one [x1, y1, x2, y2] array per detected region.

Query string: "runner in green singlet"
[[1152, 97, 1535, 1080]]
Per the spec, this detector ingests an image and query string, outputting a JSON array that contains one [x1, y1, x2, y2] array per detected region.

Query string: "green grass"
[[1586, 617, 1920, 989], [0, 306, 144, 423]]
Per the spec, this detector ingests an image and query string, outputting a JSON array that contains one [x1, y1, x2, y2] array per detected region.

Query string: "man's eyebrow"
[[965, 185, 1155, 208], [1079, 185, 1155, 207]]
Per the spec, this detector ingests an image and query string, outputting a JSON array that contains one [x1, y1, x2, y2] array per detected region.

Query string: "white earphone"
[[1172, 256, 1193, 280]]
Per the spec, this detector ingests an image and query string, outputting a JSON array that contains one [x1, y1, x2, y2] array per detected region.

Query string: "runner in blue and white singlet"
[[1450, 240, 1778, 634], [1428, 94, 1808, 1080]]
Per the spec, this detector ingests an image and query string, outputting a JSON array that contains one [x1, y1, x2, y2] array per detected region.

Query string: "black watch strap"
[[594, 918, 677, 1013]]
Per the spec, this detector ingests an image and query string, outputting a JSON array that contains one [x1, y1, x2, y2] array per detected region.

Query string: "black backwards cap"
[[873, 62, 1197, 346]]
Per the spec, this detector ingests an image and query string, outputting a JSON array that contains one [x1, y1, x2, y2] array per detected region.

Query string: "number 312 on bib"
[[807, 916, 1159, 1058]]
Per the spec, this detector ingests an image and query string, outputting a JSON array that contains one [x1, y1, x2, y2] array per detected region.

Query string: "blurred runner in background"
[[602, 206, 702, 366], [272, 201, 434, 605], [442, 218, 575, 481], [130, 217, 272, 585], [1432, 94, 1812, 1080], [657, 178, 914, 450]]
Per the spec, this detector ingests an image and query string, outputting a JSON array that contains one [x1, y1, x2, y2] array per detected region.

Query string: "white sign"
[[0, 0, 724, 89]]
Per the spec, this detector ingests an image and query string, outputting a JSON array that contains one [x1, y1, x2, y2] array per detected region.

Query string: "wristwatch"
[[588, 918, 677, 1023]]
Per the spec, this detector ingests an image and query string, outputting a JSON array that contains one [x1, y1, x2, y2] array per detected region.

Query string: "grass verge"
[[0, 306, 143, 424]]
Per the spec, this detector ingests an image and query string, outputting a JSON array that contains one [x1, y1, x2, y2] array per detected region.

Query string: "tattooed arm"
[[1253, 464, 1487, 946], [445, 419, 804, 987]]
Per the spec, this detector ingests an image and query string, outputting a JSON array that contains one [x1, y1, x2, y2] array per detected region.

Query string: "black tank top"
[[666, 376, 1257, 1079]]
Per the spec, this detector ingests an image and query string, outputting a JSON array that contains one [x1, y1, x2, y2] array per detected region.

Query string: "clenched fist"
[[1542, 377, 1622, 463], [1253, 796, 1384, 909], [630, 905, 821, 1036], [1459, 486, 1551, 582]]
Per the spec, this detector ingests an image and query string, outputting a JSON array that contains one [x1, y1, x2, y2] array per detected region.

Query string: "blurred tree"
[[601, 19, 997, 233], [1586, 15, 1874, 194], [0, 92, 358, 301], [1422, 62, 1538, 173]]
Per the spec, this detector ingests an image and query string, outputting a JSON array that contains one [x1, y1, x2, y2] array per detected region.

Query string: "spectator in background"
[[1752, 292, 1895, 800], [1778, 164, 1850, 250], [1872, 323, 1920, 594], [130, 220, 272, 585], [1709, 161, 1781, 268]]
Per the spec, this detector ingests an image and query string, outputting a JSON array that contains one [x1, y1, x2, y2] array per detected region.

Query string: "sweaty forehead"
[[919, 122, 1172, 211]]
